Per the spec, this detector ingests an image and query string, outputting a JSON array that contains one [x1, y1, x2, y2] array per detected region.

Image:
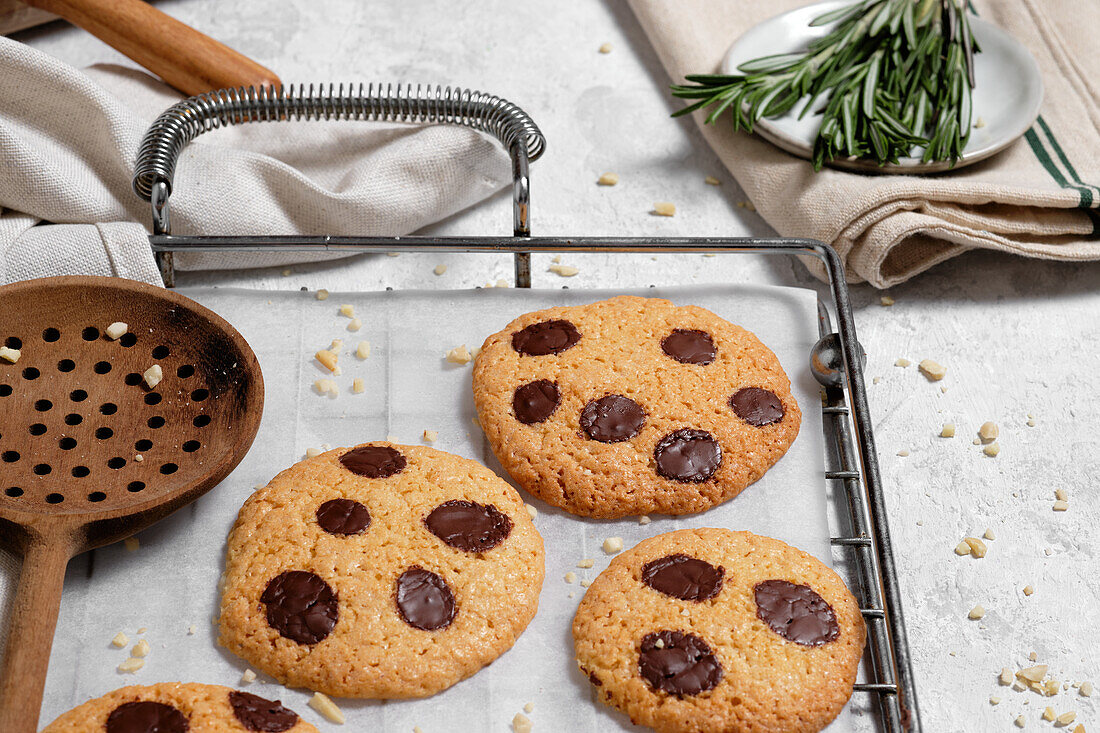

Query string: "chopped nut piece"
[[313, 379, 338, 396], [897, 449, 910, 457], [652, 202, 676, 217], [352, 378, 365, 395], [111, 632, 129, 648], [1053, 500, 1069, 512], [1023, 585, 1035, 596], [551, 255, 562, 264], [973, 438, 981, 445], [281, 269, 291, 277], [524, 702, 534, 714], [990, 696, 1001, 705], [434, 264, 448, 276], [305, 447, 322, 458], [330, 338, 344, 351], [984, 528, 996, 540], [549, 263, 580, 277], [1015, 715, 1026, 728], [654, 637, 665, 649], [955, 541, 972, 556], [105, 322, 129, 340], [704, 175, 721, 185], [895, 358, 911, 367], [974, 116, 987, 128], [1045, 680, 1061, 696], [597, 172, 619, 186], [639, 515, 651, 525], [968, 604, 986, 619], [880, 296, 895, 306], [873, 376, 882, 384], [1027, 414, 1037, 427], [580, 579, 591, 588], [577, 559, 594, 569], [117, 657, 144, 673], [965, 537, 988, 558], [445, 345, 473, 365], [983, 442, 1000, 457], [240, 668, 256, 684], [602, 537, 623, 554], [309, 692, 345, 724], [187, 625, 197, 635], [1072, 725, 1085, 733], [132, 639, 150, 657], [978, 421, 999, 443], [124, 537, 139, 552], [315, 289, 329, 301], [513, 712, 533, 733], [1055, 488, 1068, 501], [1080, 681, 1093, 697], [1044, 707, 1057, 722], [564, 572, 577, 584], [143, 364, 163, 388], [598, 42, 612, 53], [1057, 712, 1077, 726], [1018, 665, 1049, 683], [940, 423, 956, 438], [918, 359, 947, 381], [347, 317, 362, 332], [0, 346, 20, 363], [356, 341, 371, 359], [339, 304, 355, 317], [315, 349, 339, 372], [422, 429, 438, 443], [525, 504, 537, 520]]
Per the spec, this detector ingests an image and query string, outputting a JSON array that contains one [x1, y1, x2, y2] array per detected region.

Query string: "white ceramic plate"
[[720, 0, 1044, 173]]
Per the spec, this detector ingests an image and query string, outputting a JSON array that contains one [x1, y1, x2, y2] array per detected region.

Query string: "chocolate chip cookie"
[[472, 296, 801, 517], [41, 683, 316, 733], [218, 442, 545, 699], [573, 528, 865, 733]]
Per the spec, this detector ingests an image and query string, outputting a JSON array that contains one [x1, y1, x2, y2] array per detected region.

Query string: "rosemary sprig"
[[671, 0, 979, 170]]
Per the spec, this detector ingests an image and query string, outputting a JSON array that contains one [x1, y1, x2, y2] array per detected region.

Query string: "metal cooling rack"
[[134, 84, 922, 732]]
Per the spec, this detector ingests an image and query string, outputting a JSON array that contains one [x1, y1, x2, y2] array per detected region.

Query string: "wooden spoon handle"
[[22, 0, 280, 96], [0, 537, 72, 733]]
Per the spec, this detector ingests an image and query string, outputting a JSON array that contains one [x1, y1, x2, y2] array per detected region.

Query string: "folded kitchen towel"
[[0, 37, 512, 285], [628, 0, 1100, 287]]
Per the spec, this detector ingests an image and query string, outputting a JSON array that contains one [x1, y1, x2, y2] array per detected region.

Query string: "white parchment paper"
[[38, 284, 859, 731]]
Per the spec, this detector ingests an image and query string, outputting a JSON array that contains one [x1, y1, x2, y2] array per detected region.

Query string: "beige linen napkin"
[[629, 0, 1100, 287], [0, 37, 512, 285]]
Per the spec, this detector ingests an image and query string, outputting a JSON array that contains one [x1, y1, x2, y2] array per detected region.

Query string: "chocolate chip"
[[661, 329, 716, 365], [396, 566, 455, 631], [730, 387, 784, 427], [316, 498, 371, 535], [754, 579, 839, 646], [638, 630, 722, 697], [512, 319, 580, 356], [641, 554, 724, 602], [229, 691, 299, 732], [261, 571, 338, 645], [588, 671, 603, 687], [106, 701, 188, 733], [513, 380, 560, 424], [425, 500, 513, 552], [580, 395, 645, 443], [339, 445, 406, 478], [653, 429, 721, 482]]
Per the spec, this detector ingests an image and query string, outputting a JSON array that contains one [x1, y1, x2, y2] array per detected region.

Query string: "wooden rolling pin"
[[18, 0, 280, 95]]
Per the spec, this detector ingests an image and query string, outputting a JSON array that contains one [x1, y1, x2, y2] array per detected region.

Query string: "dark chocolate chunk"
[[588, 671, 603, 687], [261, 570, 338, 645], [641, 554, 724, 602], [638, 630, 722, 697], [730, 387, 784, 427], [396, 567, 456, 631], [754, 579, 840, 646], [512, 319, 580, 356], [425, 500, 513, 552], [228, 691, 299, 732], [315, 498, 371, 535], [661, 329, 716, 365], [339, 445, 406, 478], [513, 379, 560, 424], [580, 395, 645, 443], [106, 701, 188, 733], [653, 429, 721, 482]]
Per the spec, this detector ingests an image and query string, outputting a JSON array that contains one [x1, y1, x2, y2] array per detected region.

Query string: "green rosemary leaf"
[[737, 53, 804, 74]]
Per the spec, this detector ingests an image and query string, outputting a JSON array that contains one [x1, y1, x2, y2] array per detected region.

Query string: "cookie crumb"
[[117, 657, 144, 673], [315, 289, 329, 301], [895, 357, 911, 367], [880, 296, 895, 306], [577, 559, 594, 569], [968, 604, 986, 620], [445, 345, 473, 365], [918, 359, 946, 381], [125, 537, 139, 552], [315, 349, 339, 373], [512, 712, 533, 733], [105, 322, 128, 340], [132, 639, 150, 657], [602, 537, 623, 554], [0, 346, 20, 363], [309, 692, 345, 724], [940, 423, 956, 438], [639, 515, 651, 525], [347, 317, 362, 332], [704, 175, 721, 185], [652, 202, 676, 217], [978, 421, 999, 443], [984, 528, 996, 540], [524, 702, 534, 714], [143, 364, 163, 388], [356, 341, 371, 360], [422, 429, 438, 443], [1022, 585, 1035, 596], [352, 378, 365, 395], [549, 263, 580, 277], [525, 504, 537, 520], [1053, 500, 1069, 512], [580, 579, 591, 588], [240, 668, 257, 684], [111, 632, 129, 648], [564, 572, 577, 584], [597, 172, 619, 186], [434, 264, 447, 276], [983, 442, 1000, 457], [187, 625, 197, 635]]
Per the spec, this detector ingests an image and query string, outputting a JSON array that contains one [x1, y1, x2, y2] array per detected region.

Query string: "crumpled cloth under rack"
[[0, 37, 511, 285]]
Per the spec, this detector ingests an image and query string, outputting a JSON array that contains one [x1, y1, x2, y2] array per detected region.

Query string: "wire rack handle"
[[131, 83, 546, 239]]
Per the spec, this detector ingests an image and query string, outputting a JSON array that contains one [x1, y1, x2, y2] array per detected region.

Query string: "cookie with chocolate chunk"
[[573, 528, 864, 733], [41, 683, 316, 733], [218, 442, 545, 698], [473, 296, 801, 517]]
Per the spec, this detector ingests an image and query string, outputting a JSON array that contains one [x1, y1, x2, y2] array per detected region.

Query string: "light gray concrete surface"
[[17, 1, 1100, 730]]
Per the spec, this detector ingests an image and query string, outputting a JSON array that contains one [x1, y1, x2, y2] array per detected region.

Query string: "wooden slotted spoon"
[[0, 276, 263, 731]]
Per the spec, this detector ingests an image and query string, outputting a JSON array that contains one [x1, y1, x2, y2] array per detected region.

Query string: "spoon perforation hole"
[[42, 328, 60, 342], [45, 493, 64, 504], [22, 367, 40, 380], [4, 487, 22, 498], [135, 439, 153, 451], [70, 389, 87, 402], [119, 333, 137, 348], [182, 440, 200, 453], [59, 438, 77, 450], [193, 415, 211, 428], [160, 463, 178, 475], [33, 463, 51, 476], [124, 373, 143, 386], [57, 359, 75, 373], [72, 466, 89, 478], [5, 337, 22, 350], [87, 491, 106, 502], [29, 423, 47, 436], [177, 365, 195, 378], [127, 481, 145, 493], [95, 427, 113, 440], [0, 385, 11, 397], [190, 388, 209, 402], [148, 416, 165, 429], [35, 399, 53, 412], [152, 345, 170, 359], [107, 457, 126, 469], [99, 402, 118, 415], [144, 393, 162, 406], [81, 327, 98, 341], [93, 361, 112, 375], [64, 414, 82, 426], [1, 451, 19, 463]]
